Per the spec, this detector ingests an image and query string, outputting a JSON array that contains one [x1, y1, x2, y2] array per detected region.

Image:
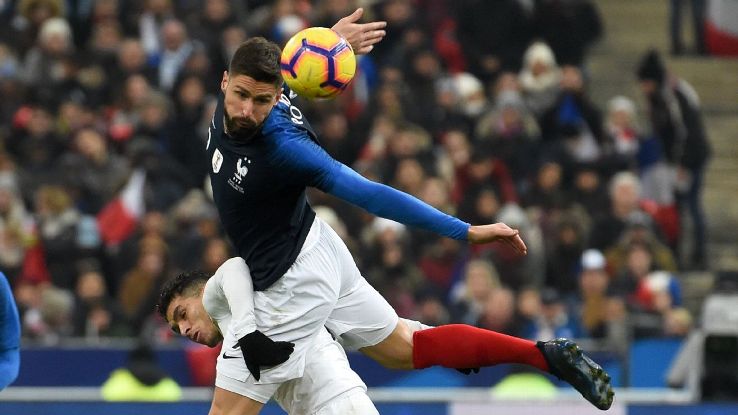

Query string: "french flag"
[[97, 169, 146, 246], [705, 0, 738, 55]]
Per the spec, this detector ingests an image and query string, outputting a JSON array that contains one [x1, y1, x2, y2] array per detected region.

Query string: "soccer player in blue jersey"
[[197, 15, 614, 414], [0, 272, 20, 390]]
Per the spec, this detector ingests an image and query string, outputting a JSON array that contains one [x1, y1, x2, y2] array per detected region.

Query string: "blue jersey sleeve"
[[267, 110, 469, 240], [327, 164, 470, 240]]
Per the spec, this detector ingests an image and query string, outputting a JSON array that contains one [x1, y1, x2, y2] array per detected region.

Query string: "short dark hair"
[[229, 37, 282, 86], [157, 270, 210, 319]]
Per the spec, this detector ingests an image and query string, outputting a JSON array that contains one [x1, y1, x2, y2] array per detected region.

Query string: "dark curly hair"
[[157, 270, 210, 319]]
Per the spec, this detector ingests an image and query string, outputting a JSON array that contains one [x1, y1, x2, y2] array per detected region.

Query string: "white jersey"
[[202, 257, 376, 414]]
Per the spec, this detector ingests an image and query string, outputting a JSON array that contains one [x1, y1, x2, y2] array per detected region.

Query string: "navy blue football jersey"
[[206, 87, 339, 290], [207, 87, 469, 290]]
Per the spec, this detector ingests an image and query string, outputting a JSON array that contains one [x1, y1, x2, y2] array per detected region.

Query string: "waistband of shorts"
[[300, 215, 322, 255]]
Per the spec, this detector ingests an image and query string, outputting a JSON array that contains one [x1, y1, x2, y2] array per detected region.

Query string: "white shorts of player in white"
[[216, 326, 378, 414], [242, 217, 401, 385]]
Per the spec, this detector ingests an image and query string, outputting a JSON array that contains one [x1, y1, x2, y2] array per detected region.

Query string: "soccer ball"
[[280, 27, 356, 99]]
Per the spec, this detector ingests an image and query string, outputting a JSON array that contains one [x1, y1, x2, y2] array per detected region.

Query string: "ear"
[[220, 71, 228, 93], [274, 87, 282, 105]]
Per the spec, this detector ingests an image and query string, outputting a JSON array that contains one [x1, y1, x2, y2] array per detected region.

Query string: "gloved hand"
[[238, 330, 295, 381]]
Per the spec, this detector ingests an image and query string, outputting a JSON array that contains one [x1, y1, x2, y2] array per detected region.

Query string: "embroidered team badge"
[[228, 157, 251, 194]]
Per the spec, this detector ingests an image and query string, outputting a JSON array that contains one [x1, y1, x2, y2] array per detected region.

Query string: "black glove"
[[456, 367, 480, 375], [237, 330, 295, 381]]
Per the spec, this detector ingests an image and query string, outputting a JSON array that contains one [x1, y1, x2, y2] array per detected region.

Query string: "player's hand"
[[238, 330, 295, 381], [332, 8, 386, 55], [467, 223, 528, 255]]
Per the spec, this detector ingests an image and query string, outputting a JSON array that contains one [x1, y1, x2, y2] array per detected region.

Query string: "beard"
[[223, 106, 259, 138]]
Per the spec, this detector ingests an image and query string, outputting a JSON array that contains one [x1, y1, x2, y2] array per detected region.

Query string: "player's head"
[[221, 37, 282, 138], [158, 270, 222, 347]]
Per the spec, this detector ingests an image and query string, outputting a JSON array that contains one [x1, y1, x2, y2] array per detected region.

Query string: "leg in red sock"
[[412, 324, 549, 372]]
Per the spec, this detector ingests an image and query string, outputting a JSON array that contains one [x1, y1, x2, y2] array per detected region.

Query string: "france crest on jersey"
[[205, 84, 332, 290]]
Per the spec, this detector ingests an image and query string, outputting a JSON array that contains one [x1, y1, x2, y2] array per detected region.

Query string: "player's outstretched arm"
[[327, 164, 527, 255], [331, 8, 386, 54]]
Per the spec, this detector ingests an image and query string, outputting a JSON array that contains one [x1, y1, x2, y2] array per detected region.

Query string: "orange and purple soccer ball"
[[280, 27, 357, 99]]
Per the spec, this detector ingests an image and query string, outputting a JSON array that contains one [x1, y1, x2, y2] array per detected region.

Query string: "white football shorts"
[[216, 327, 378, 414], [235, 217, 399, 385]]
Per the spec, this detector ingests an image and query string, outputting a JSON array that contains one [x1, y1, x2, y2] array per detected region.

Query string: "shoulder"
[[206, 94, 225, 151], [214, 257, 250, 279], [675, 78, 700, 107], [261, 88, 316, 144]]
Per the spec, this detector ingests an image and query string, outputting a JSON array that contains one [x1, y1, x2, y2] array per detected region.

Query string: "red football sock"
[[412, 324, 549, 372]]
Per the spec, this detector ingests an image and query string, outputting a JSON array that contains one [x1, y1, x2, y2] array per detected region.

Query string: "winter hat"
[[636, 49, 666, 85]]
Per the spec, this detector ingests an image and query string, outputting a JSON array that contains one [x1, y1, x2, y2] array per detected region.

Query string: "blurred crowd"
[[0, 0, 710, 352]]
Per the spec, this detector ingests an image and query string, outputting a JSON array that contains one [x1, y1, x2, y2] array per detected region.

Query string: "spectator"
[[532, 0, 603, 66], [57, 127, 130, 214], [521, 287, 583, 341], [602, 96, 640, 173], [200, 237, 231, 276], [7, 104, 65, 202], [188, 0, 237, 68], [477, 286, 518, 335], [577, 249, 611, 338], [567, 164, 609, 220], [72, 266, 130, 338], [414, 291, 450, 327], [155, 19, 196, 91], [669, 0, 706, 55], [588, 171, 649, 251], [605, 211, 679, 277], [169, 74, 210, 189], [112, 39, 157, 87], [0, 172, 34, 282], [449, 259, 501, 325], [137, 0, 175, 57], [636, 49, 711, 269], [22, 17, 75, 94], [475, 90, 541, 192], [455, 0, 532, 81], [609, 241, 681, 323], [545, 215, 588, 297], [117, 235, 169, 332], [34, 185, 93, 290], [101, 343, 182, 401], [8, 0, 65, 57], [519, 41, 561, 118], [540, 65, 604, 168], [16, 283, 74, 344]]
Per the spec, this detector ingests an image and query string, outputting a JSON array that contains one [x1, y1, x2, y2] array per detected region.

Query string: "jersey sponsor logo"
[[212, 148, 223, 173], [278, 93, 304, 125], [227, 157, 250, 194], [222, 342, 240, 359]]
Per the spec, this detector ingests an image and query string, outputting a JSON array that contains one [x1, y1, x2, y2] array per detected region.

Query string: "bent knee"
[[360, 320, 415, 370]]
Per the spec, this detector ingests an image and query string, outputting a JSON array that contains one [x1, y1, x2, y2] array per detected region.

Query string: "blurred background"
[[0, 0, 737, 414]]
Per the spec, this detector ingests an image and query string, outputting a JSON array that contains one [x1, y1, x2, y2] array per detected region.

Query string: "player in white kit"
[[159, 258, 380, 415]]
